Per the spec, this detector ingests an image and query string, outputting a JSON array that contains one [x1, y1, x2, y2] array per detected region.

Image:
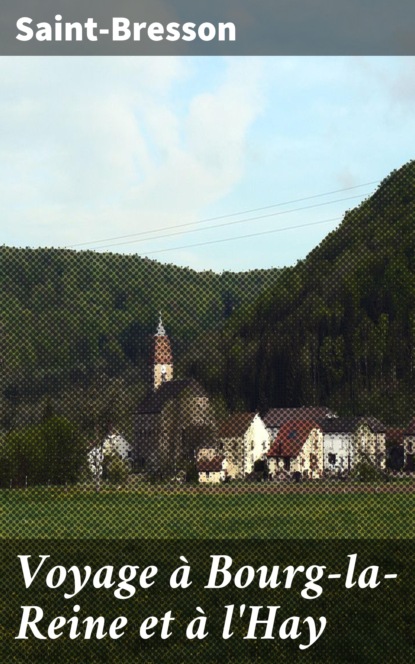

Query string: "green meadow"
[[0, 487, 412, 538], [1, 487, 413, 663]]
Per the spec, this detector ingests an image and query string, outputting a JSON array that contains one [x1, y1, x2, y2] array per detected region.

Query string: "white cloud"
[[0, 57, 264, 251], [1, 56, 415, 271]]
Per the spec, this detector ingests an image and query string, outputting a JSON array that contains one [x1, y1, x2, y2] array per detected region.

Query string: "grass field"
[[1, 487, 414, 663], [0, 485, 413, 538]]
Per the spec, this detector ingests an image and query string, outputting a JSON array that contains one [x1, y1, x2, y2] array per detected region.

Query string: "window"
[[283, 457, 291, 471], [310, 453, 317, 468], [328, 453, 336, 465], [206, 472, 210, 478]]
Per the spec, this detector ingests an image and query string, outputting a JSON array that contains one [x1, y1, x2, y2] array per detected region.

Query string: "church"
[[134, 316, 216, 476]]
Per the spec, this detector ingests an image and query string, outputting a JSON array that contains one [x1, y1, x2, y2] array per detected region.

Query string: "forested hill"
[[2, 160, 415, 433], [184, 160, 415, 425], [0, 247, 279, 433]]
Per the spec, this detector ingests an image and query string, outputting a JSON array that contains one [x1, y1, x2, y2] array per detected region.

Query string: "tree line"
[[0, 245, 279, 435], [183, 160, 415, 426]]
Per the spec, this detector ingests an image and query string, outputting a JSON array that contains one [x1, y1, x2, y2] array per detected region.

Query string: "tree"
[[0, 416, 87, 487], [350, 452, 386, 482]]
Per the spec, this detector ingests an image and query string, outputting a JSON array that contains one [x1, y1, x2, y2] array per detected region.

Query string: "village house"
[[320, 416, 387, 473], [196, 446, 226, 483], [131, 316, 390, 482], [320, 418, 355, 474], [353, 417, 387, 468], [403, 419, 415, 470], [267, 420, 324, 479], [196, 446, 218, 463], [103, 431, 133, 460], [262, 406, 336, 443], [134, 317, 216, 476], [87, 430, 132, 479], [218, 412, 270, 479], [197, 455, 225, 483]]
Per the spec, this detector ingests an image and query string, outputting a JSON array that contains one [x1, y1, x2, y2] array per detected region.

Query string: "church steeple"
[[153, 313, 173, 390], [156, 313, 166, 337]]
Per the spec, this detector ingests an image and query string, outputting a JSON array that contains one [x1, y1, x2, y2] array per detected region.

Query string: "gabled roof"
[[263, 407, 336, 428], [104, 431, 128, 443], [218, 412, 256, 438], [136, 379, 206, 414], [404, 418, 415, 436], [363, 416, 387, 434], [320, 417, 360, 434], [321, 416, 386, 434], [267, 420, 319, 458], [197, 456, 224, 472]]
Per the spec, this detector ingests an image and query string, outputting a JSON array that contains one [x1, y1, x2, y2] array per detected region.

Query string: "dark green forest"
[[0, 245, 279, 437], [184, 160, 415, 425], [1, 159, 415, 437]]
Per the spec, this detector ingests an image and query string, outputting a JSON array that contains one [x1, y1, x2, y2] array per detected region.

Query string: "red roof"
[[197, 456, 224, 472], [267, 420, 319, 458]]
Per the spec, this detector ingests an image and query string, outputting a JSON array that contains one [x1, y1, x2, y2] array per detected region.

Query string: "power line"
[[110, 216, 343, 257], [68, 180, 379, 249], [87, 192, 370, 251]]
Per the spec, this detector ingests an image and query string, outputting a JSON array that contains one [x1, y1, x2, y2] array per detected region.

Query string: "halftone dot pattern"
[[0, 161, 415, 660]]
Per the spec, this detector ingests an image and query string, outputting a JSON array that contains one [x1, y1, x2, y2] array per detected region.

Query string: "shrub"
[[105, 455, 130, 485], [351, 454, 386, 482], [185, 462, 199, 483]]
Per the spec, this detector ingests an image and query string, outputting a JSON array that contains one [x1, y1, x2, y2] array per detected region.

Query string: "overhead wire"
[[67, 180, 379, 249], [118, 216, 343, 256], [86, 191, 372, 251]]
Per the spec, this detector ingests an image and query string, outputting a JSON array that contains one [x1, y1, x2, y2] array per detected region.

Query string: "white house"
[[219, 412, 270, 479], [267, 420, 324, 479], [103, 431, 133, 460], [403, 419, 415, 471], [355, 417, 386, 469], [320, 418, 355, 474], [197, 455, 225, 483], [320, 416, 386, 473], [87, 431, 132, 479]]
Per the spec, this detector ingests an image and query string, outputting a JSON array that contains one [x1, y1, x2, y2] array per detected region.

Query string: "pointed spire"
[[153, 312, 173, 389], [156, 311, 166, 336]]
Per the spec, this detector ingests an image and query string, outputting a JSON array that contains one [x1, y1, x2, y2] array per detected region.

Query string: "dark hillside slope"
[[0, 247, 279, 433], [185, 160, 415, 424]]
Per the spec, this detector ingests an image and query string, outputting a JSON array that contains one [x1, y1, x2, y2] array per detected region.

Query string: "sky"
[[1, 56, 414, 272]]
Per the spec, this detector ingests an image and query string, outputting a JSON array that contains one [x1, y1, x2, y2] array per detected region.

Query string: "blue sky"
[[1, 56, 414, 272]]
